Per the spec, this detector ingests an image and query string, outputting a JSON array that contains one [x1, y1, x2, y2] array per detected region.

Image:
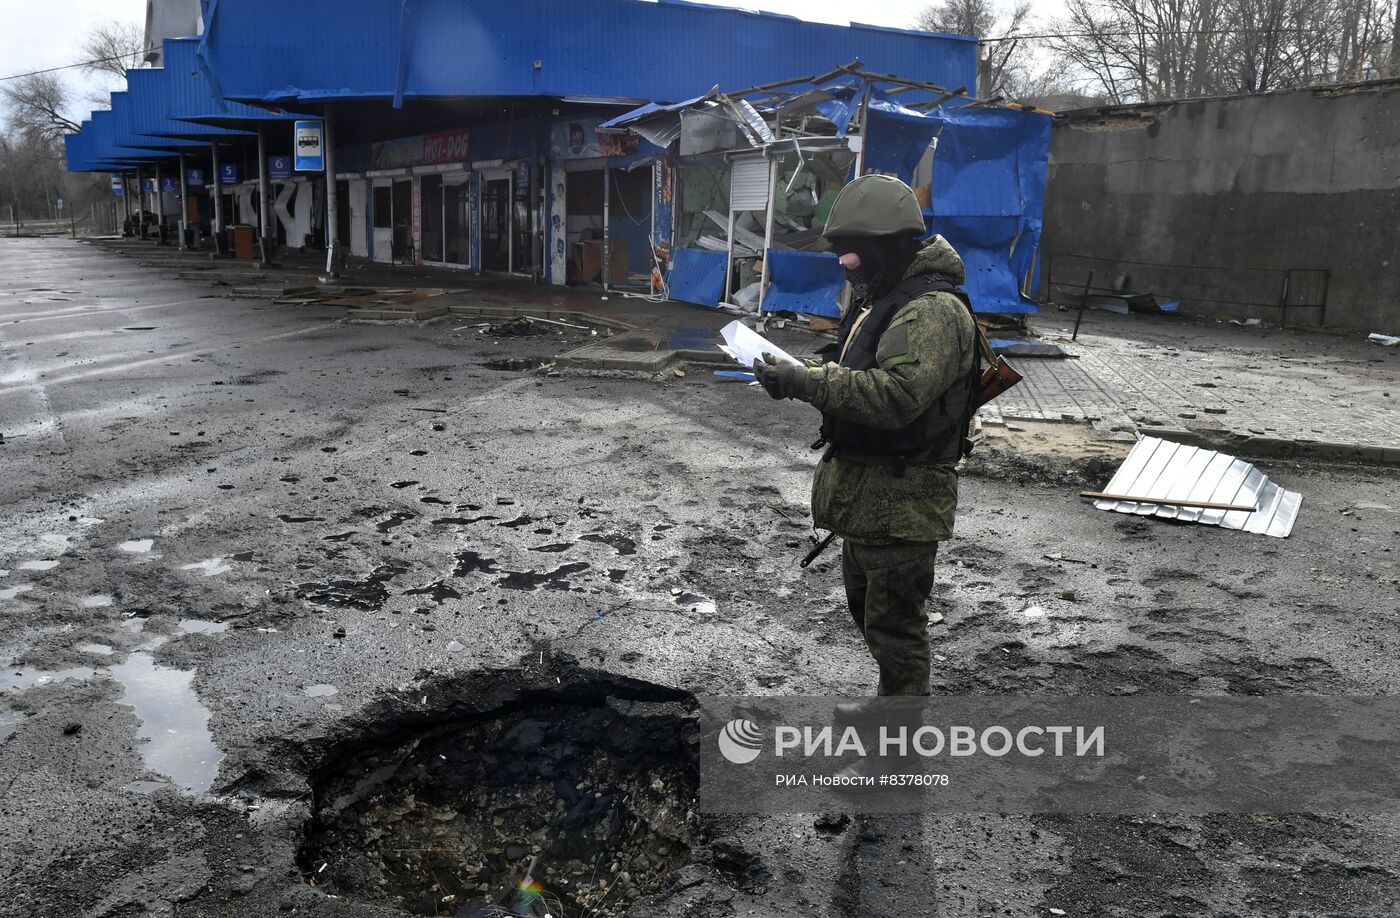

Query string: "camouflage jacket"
[[804, 236, 977, 545]]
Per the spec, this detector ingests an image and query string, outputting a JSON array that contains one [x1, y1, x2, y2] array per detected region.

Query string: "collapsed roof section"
[[600, 64, 1053, 315]]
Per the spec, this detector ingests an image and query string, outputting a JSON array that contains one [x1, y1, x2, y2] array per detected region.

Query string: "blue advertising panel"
[[294, 120, 325, 172], [268, 155, 292, 180], [186, 168, 206, 186], [159, 177, 179, 193], [111, 176, 124, 196], [219, 163, 239, 184], [142, 178, 156, 193]]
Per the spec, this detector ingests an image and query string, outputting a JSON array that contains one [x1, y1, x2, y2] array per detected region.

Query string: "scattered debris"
[[1088, 436, 1301, 537], [1368, 333, 1399, 347], [487, 317, 547, 337], [989, 338, 1070, 358], [524, 314, 590, 331]]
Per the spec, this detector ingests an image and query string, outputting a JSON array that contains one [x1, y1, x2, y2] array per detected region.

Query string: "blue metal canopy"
[[160, 37, 296, 131], [197, 0, 976, 109]]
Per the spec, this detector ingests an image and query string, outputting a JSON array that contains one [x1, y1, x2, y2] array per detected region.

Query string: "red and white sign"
[[421, 129, 470, 165]]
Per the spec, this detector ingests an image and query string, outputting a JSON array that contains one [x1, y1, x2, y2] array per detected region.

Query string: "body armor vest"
[[818, 273, 980, 466]]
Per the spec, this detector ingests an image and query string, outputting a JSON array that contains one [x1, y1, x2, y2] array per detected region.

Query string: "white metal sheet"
[[730, 154, 771, 212], [1093, 436, 1302, 538]]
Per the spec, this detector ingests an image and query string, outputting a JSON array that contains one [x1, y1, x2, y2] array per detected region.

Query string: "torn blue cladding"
[[762, 250, 845, 318], [863, 100, 941, 185], [667, 248, 728, 308], [924, 106, 1051, 315]]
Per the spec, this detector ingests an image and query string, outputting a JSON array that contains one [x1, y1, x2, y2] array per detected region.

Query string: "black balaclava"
[[829, 233, 924, 302]]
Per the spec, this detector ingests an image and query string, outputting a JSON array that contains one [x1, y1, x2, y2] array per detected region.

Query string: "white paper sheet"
[[719, 320, 803, 369]]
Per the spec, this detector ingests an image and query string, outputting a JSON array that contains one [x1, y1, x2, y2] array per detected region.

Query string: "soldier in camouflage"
[[754, 174, 978, 705]]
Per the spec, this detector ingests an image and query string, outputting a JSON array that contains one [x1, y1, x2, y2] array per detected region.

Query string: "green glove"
[[752, 353, 810, 401]]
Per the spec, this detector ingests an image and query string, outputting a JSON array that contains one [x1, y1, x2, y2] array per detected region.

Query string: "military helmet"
[[821, 174, 926, 239]]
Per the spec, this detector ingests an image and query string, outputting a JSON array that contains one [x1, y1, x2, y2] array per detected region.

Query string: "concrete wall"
[[1043, 82, 1400, 331], [144, 0, 202, 65]]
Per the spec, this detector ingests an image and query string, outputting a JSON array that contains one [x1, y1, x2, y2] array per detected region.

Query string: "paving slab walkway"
[[1027, 310, 1400, 458], [80, 237, 1400, 459]]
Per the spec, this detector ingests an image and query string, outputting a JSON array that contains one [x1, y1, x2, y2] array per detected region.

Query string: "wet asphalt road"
[[2, 237, 1399, 918]]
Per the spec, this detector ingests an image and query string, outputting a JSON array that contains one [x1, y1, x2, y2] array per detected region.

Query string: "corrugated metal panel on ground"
[[667, 248, 728, 308], [1093, 436, 1302, 537]]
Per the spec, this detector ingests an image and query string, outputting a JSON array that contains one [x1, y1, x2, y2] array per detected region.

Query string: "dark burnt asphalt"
[[2, 237, 1398, 918]]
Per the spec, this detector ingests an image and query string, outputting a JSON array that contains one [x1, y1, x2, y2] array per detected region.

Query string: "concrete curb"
[[1148, 426, 1400, 467]]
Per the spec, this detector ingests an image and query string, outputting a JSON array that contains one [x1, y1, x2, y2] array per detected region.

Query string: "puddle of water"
[[431, 515, 498, 526], [303, 684, 339, 698], [674, 591, 718, 616], [5, 665, 98, 692], [452, 551, 499, 576], [18, 559, 60, 571], [582, 532, 638, 556], [120, 539, 154, 553], [403, 580, 462, 604], [482, 357, 545, 371], [497, 562, 590, 592], [109, 651, 223, 794], [178, 620, 229, 635], [181, 558, 232, 577], [278, 515, 326, 524], [528, 542, 574, 553], [79, 643, 115, 656], [445, 640, 465, 652], [0, 585, 34, 601], [124, 779, 173, 795], [82, 594, 114, 608], [376, 511, 417, 533], [296, 563, 409, 611], [1023, 605, 1047, 619], [497, 515, 539, 528], [389, 481, 419, 489]]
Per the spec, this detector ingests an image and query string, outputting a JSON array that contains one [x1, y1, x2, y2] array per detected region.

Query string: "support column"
[[758, 156, 779, 314], [602, 167, 611, 292], [135, 166, 146, 239], [211, 143, 225, 254], [323, 107, 342, 277], [256, 124, 272, 264], [177, 153, 189, 250], [154, 161, 166, 244], [121, 172, 131, 234]]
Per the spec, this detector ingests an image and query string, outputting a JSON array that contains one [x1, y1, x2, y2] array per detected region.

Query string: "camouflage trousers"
[[842, 540, 939, 697]]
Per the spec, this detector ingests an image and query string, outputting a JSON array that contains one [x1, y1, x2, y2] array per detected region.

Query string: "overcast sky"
[[1, 0, 1067, 124]]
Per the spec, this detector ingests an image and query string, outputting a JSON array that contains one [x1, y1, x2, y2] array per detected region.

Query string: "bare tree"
[[918, 0, 1001, 34], [79, 21, 147, 83], [2, 74, 81, 142], [1046, 0, 1395, 101], [1391, 0, 1400, 74], [1043, 0, 1230, 102], [916, 0, 1038, 97]]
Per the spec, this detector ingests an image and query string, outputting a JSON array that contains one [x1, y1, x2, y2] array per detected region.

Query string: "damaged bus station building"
[[63, 0, 1050, 321]]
